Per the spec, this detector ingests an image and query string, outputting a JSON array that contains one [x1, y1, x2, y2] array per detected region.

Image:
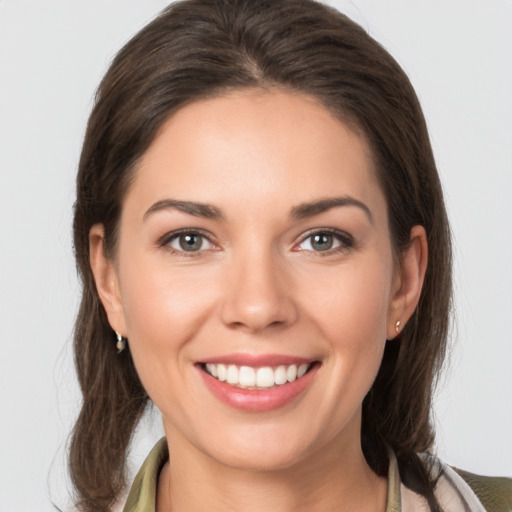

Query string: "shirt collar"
[[123, 438, 403, 511]]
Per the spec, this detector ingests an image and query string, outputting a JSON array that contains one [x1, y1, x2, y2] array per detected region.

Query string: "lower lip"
[[198, 364, 319, 412]]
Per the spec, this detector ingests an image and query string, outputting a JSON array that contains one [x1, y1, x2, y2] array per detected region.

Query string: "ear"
[[89, 223, 127, 336], [387, 225, 428, 339]]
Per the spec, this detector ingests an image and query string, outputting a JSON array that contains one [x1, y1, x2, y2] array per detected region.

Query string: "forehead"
[[126, 88, 385, 219]]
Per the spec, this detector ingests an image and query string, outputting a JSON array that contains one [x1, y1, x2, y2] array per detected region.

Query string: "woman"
[[69, 0, 511, 511]]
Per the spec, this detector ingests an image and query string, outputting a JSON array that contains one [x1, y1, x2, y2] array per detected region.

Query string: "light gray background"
[[1, 1, 511, 510]]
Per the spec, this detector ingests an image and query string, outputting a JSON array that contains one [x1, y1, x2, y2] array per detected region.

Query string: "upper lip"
[[198, 353, 316, 367]]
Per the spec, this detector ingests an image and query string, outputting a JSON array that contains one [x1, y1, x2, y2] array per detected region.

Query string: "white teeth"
[[206, 363, 217, 378], [239, 366, 256, 387], [274, 365, 287, 385], [217, 364, 227, 382], [286, 364, 297, 382], [256, 367, 274, 388], [297, 363, 309, 378], [226, 365, 239, 385], [204, 362, 312, 388]]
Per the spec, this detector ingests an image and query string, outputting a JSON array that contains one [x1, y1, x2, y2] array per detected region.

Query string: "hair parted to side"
[[71, 0, 452, 510]]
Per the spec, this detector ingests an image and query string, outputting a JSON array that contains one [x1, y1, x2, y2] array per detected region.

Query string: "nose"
[[220, 250, 298, 333]]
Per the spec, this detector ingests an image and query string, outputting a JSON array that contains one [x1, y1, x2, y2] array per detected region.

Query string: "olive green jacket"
[[123, 438, 512, 511]]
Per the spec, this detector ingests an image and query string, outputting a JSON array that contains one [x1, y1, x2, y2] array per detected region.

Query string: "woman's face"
[[93, 89, 419, 471]]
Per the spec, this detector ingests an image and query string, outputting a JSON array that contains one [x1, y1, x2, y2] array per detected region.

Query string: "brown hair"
[[70, 0, 452, 510]]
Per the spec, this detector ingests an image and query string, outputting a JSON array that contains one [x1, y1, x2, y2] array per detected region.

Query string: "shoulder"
[[452, 467, 512, 512], [395, 450, 512, 512]]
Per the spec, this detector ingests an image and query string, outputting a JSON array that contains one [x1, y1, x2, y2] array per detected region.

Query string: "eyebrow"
[[143, 199, 224, 221], [290, 196, 374, 224], [143, 196, 373, 224]]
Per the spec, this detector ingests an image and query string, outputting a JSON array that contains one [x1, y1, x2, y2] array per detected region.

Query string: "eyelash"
[[157, 228, 355, 257], [157, 229, 218, 257], [294, 228, 355, 255]]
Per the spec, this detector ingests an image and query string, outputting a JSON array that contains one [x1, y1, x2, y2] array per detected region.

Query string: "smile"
[[203, 363, 311, 389], [198, 357, 320, 412]]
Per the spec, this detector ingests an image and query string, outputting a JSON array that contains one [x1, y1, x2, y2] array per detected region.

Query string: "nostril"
[[220, 291, 299, 332], [269, 319, 287, 328]]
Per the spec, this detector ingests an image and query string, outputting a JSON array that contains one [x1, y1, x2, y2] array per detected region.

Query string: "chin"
[[208, 443, 310, 473], [191, 421, 326, 473]]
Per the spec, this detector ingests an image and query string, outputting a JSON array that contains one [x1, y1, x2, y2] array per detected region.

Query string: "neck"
[[156, 431, 387, 512]]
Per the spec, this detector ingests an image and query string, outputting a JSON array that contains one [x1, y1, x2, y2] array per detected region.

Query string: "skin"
[[90, 89, 427, 511]]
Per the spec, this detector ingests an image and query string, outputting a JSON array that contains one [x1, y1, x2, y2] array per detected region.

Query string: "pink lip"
[[199, 353, 313, 367], [198, 362, 320, 413]]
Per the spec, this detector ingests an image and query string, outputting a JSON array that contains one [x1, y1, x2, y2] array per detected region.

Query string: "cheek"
[[115, 250, 220, 398], [118, 244, 217, 340], [299, 256, 393, 410], [301, 256, 393, 343], [118, 274, 218, 431]]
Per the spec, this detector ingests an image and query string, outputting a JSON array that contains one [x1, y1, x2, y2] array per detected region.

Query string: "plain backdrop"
[[0, 1, 511, 510]]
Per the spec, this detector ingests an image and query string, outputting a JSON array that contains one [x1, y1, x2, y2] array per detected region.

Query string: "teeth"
[[297, 363, 309, 378], [226, 365, 239, 384], [205, 363, 217, 378], [217, 364, 227, 382], [256, 367, 274, 388], [204, 362, 312, 388], [286, 364, 297, 382], [274, 365, 287, 385], [239, 366, 256, 387]]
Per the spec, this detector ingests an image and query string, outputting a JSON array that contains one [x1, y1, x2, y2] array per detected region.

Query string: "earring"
[[395, 320, 401, 334], [115, 331, 126, 353]]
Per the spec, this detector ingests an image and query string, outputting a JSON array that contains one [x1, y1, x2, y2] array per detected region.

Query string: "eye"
[[296, 230, 353, 253], [165, 231, 215, 253]]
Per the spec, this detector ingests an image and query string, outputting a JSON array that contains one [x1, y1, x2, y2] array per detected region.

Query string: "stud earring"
[[115, 331, 126, 353], [395, 320, 401, 334]]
